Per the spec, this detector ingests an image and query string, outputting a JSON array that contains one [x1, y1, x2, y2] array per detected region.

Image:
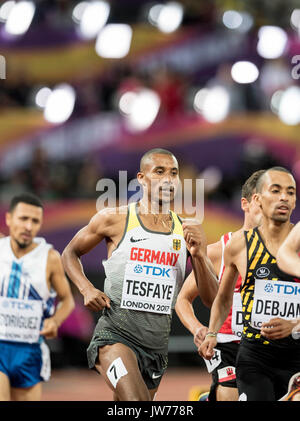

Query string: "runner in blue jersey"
[[0, 193, 74, 401]]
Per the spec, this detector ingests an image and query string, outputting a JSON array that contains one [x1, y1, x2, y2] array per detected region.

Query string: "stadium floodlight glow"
[[44, 84, 76, 124], [72, 1, 88, 24], [278, 86, 300, 126], [290, 9, 300, 31], [125, 88, 160, 131], [0, 1, 15, 23], [222, 10, 253, 33], [4, 1, 35, 35], [222, 10, 243, 29], [156, 2, 183, 33], [270, 90, 284, 114], [193, 88, 209, 113], [119, 91, 138, 115], [79, 1, 110, 40], [201, 86, 230, 123], [148, 4, 164, 26], [95, 24, 132, 58], [35, 87, 52, 108], [238, 12, 253, 33], [231, 61, 259, 84], [257, 26, 288, 59]]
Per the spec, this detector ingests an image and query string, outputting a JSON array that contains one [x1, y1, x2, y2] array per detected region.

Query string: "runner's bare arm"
[[62, 209, 123, 311], [176, 239, 222, 346], [41, 249, 75, 339], [182, 221, 218, 307], [277, 221, 300, 278], [175, 271, 209, 347], [199, 232, 242, 359]]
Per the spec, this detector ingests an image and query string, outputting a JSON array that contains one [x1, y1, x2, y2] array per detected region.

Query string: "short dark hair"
[[241, 170, 265, 201], [140, 148, 177, 171], [256, 166, 293, 193], [9, 193, 43, 212]]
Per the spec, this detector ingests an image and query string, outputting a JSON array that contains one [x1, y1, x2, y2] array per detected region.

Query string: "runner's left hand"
[[260, 318, 294, 339], [40, 317, 59, 339]]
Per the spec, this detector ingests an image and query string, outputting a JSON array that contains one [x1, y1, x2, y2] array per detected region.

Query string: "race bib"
[[120, 261, 177, 314], [231, 292, 243, 337], [251, 279, 300, 329], [0, 297, 43, 343], [203, 348, 221, 373]]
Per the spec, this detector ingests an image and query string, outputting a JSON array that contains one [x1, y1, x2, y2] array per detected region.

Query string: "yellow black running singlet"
[[241, 227, 300, 348]]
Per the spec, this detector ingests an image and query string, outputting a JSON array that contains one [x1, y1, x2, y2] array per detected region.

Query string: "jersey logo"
[[152, 372, 162, 379], [226, 367, 234, 376], [130, 237, 149, 243], [256, 267, 270, 278], [133, 264, 143, 273], [173, 239, 181, 250], [264, 283, 274, 293]]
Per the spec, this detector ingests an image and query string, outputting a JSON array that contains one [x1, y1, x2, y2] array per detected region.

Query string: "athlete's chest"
[[126, 228, 183, 261], [0, 256, 45, 283]]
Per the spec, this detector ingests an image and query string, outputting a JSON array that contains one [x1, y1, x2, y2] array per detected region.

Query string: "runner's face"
[[138, 154, 179, 206], [6, 203, 43, 249], [258, 171, 296, 222]]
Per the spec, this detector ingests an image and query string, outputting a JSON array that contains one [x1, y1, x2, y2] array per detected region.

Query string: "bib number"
[[203, 348, 221, 373], [120, 261, 177, 315], [251, 279, 300, 329], [0, 297, 43, 343], [231, 292, 243, 337]]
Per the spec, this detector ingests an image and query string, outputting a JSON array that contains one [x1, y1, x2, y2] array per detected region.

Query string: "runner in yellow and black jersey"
[[200, 167, 300, 400], [242, 227, 300, 348]]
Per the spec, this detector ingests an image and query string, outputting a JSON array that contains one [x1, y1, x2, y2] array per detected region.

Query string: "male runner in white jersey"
[[62, 148, 217, 401], [200, 167, 300, 401], [0, 193, 74, 401], [175, 170, 263, 401], [277, 220, 300, 368]]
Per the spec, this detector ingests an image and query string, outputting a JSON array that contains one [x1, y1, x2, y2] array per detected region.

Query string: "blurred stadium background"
[[0, 0, 300, 400]]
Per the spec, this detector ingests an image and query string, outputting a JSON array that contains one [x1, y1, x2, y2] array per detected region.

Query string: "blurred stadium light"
[[124, 88, 161, 131], [95, 23, 132, 58], [156, 2, 184, 33], [4, 0, 35, 36], [257, 26, 288, 59], [35, 86, 52, 108], [278, 86, 300, 126], [231, 61, 259, 84], [0, 1, 15, 23], [44, 84, 76, 124], [77, 0, 110, 40]]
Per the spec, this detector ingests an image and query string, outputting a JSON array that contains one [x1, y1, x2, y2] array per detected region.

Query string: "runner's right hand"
[[193, 326, 208, 348], [198, 336, 217, 359], [82, 285, 111, 312]]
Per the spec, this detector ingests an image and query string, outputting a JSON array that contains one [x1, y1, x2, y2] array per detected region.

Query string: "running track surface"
[[42, 368, 211, 401]]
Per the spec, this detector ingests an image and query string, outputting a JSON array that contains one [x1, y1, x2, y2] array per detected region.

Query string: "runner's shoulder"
[[225, 229, 246, 258], [207, 240, 222, 261], [90, 205, 129, 234]]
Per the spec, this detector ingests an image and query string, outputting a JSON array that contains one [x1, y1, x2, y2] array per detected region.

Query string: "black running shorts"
[[87, 325, 168, 390], [208, 341, 239, 401], [236, 339, 300, 401]]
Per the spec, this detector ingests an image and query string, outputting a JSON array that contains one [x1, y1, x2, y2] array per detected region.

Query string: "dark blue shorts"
[[0, 340, 50, 388]]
